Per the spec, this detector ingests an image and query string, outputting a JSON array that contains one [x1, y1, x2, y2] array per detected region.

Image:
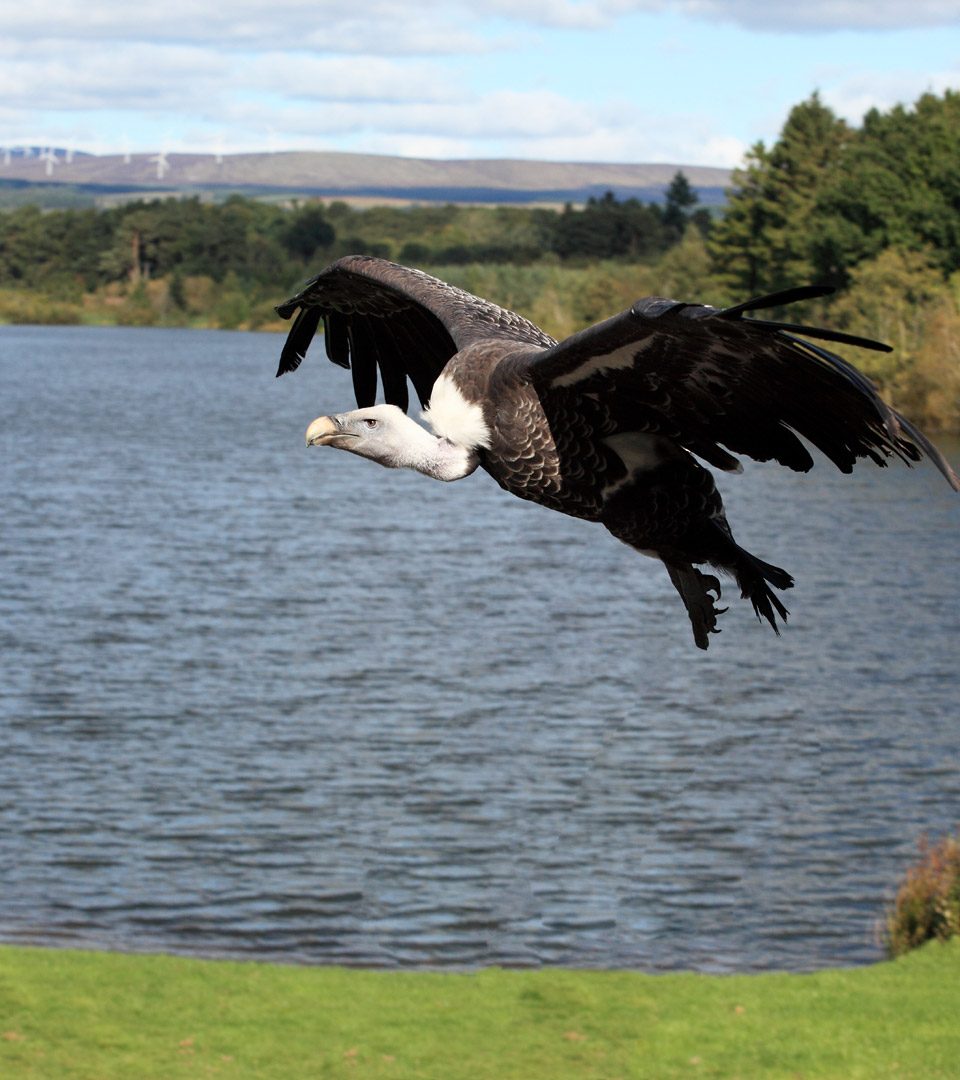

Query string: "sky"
[[1, 1, 958, 168]]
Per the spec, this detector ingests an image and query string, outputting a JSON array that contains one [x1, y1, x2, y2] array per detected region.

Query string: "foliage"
[[0, 184, 701, 303], [910, 299, 960, 434], [663, 170, 711, 243], [0, 183, 702, 338], [711, 89, 960, 292], [827, 249, 960, 430], [648, 227, 721, 306], [813, 91, 960, 281], [553, 191, 668, 260], [0, 286, 85, 324], [709, 93, 850, 295], [0, 196, 297, 292], [885, 832, 960, 958], [431, 260, 660, 341], [2, 941, 960, 1078]]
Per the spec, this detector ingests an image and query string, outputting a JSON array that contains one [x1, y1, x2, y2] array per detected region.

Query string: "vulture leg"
[[664, 563, 726, 650], [663, 548, 793, 650], [602, 455, 795, 649]]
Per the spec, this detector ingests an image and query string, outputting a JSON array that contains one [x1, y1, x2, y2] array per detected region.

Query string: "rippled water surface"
[[1, 324, 958, 972]]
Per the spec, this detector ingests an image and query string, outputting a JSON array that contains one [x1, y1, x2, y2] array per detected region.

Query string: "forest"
[[1, 90, 958, 431]]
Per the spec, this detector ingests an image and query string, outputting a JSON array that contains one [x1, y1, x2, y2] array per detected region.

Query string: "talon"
[[701, 574, 722, 599]]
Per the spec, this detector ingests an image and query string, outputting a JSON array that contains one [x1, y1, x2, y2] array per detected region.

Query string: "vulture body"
[[276, 255, 959, 649]]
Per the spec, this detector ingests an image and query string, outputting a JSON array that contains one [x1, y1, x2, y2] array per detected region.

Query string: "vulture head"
[[306, 405, 480, 482]]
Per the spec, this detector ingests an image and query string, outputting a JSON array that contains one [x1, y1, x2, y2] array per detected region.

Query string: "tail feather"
[[733, 551, 793, 635]]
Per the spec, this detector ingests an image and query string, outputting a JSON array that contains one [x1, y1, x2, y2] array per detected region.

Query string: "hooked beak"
[[305, 415, 355, 447]]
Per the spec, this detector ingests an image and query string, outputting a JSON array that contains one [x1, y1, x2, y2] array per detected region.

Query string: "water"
[[1, 323, 958, 972]]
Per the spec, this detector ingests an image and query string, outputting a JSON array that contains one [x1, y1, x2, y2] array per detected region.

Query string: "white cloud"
[[820, 69, 960, 123], [0, 2, 486, 54], [358, 133, 478, 158], [503, 116, 748, 165], [233, 90, 747, 164], [538, 1, 960, 32], [248, 55, 460, 104], [1, 0, 956, 56], [0, 42, 459, 118], [216, 90, 601, 144], [483, 0, 628, 29], [681, 0, 960, 32], [0, 42, 229, 111]]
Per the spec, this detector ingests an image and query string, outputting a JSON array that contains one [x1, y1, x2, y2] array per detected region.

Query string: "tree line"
[[0, 172, 705, 294], [1, 89, 958, 430]]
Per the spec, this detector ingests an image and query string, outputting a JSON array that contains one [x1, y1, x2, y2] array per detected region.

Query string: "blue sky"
[[1, 1, 958, 167]]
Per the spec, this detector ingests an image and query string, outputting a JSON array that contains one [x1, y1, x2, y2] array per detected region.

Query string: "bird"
[[275, 255, 959, 649]]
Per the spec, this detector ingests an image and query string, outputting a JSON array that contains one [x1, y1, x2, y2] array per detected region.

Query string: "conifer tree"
[[709, 93, 848, 295], [662, 170, 698, 241], [814, 90, 960, 280]]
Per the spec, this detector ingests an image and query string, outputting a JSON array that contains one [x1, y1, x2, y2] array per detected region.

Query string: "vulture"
[[275, 255, 959, 649]]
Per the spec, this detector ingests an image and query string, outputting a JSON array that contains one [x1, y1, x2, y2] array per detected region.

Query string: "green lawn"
[[1, 941, 958, 1078]]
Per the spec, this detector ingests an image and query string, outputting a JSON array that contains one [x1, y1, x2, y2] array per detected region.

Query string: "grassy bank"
[[1, 942, 959, 1078]]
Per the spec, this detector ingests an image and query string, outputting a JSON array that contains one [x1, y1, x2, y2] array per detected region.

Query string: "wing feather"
[[275, 255, 552, 409], [323, 314, 351, 369], [526, 291, 960, 490], [278, 306, 322, 375], [346, 318, 380, 408]]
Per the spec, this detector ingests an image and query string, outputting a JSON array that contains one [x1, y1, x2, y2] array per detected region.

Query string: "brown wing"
[[524, 288, 960, 490], [275, 255, 555, 410]]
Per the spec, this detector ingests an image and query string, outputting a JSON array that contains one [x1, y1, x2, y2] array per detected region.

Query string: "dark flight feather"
[[277, 305, 322, 375], [716, 283, 835, 317], [323, 315, 351, 370]]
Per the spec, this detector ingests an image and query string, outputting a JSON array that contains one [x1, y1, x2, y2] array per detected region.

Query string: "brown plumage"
[[277, 255, 959, 649]]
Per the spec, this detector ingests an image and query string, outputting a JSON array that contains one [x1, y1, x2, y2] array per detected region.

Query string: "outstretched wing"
[[525, 286, 960, 490], [275, 255, 555, 410]]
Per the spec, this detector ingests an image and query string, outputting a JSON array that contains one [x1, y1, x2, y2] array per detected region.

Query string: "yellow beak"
[[305, 416, 346, 446]]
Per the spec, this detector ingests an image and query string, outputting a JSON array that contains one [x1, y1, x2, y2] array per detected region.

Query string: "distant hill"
[[0, 148, 731, 207]]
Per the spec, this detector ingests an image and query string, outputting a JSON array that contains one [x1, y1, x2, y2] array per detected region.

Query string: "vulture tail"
[[730, 549, 793, 636]]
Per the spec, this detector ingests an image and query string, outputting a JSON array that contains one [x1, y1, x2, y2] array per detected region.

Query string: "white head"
[[305, 404, 480, 482]]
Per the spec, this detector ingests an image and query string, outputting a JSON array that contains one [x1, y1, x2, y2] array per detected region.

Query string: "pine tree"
[[813, 91, 960, 280], [705, 140, 773, 297], [662, 170, 698, 241], [709, 94, 849, 295]]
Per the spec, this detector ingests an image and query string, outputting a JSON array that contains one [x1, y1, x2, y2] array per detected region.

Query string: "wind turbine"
[[150, 149, 170, 180], [40, 147, 59, 176], [1, 146, 10, 166]]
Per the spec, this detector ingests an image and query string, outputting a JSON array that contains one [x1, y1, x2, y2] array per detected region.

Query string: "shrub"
[[884, 831, 960, 957], [0, 287, 84, 324]]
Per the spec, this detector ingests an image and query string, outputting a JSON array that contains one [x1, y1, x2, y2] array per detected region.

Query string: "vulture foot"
[[665, 564, 728, 650]]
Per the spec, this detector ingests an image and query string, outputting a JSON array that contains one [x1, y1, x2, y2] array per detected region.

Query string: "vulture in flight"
[[276, 255, 959, 649]]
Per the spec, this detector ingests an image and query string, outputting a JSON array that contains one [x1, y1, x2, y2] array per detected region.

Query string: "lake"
[[1, 323, 958, 972]]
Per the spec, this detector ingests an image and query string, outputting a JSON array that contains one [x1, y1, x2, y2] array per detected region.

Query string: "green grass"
[[1, 941, 959, 1078]]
